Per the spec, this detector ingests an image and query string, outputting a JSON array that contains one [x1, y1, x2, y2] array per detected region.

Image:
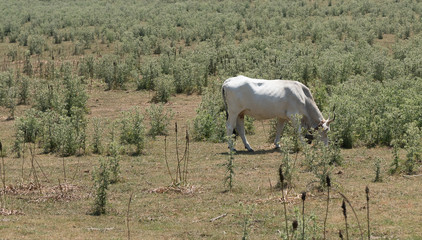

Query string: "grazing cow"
[[222, 75, 334, 152]]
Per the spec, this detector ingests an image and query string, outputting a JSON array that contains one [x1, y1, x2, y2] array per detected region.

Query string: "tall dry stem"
[[29, 142, 41, 194], [323, 175, 331, 239], [338, 192, 364, 240], [342, 200, 349, 240], [164, 136, 174, 184], [279, 164, 289, 239], [126, 192, 134, 240], [301, 191, 306, 240], [0, 140, 5, 209], [366, 186, 370, 240]]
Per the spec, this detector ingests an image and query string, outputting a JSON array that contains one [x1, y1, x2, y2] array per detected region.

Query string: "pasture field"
[[0, 88, 421, 239], [1, 0, 422, 239]]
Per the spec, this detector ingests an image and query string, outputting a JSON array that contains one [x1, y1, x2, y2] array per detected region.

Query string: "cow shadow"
[[219, 148, 280, 155]]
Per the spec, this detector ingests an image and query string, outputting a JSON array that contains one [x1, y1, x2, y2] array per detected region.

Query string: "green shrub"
[[146, 103, 173, 138], [138, 59, 160, 90], [91, 118, 104, 154], [192, 84, 226, 142], [17, 76, 30, 105], [120, 108, 146, 155], [90, 158, 110, 216], [403, 122, 421, 175], [151, 75, 175, 103], [13, 109, 42, 157], [28, 35, 46, 55], [108, 142, 121, 184]]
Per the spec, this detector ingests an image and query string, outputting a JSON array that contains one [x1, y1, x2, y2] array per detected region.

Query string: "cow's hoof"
[[247, 148, 254, 152], [275, 145, 281, 149]]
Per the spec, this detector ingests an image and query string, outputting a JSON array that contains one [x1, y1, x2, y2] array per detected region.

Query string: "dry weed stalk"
[[366, 186, 370, 240], [0, 140, 5, 209], [164, 123, 190, 186], [291, 220, 298, 240], [29, 142, 41, 194], [279, 164, 289, 239], [323, 175, 331, 240], [301, 191, 306, 240], [338, 192, 364, 240], [341, 200, 349, 240], [126, 192, 134, 240]]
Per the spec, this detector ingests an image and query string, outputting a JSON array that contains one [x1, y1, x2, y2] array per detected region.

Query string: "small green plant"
[[108, 151, 120, 184], [403, 122, 421, 175], [107, 126, 121, 184], [241, 204, 254, 240], [120, 108, 146, 155], [17, 76, 30, 105], [390, 141, 401, 174], [373, 158, 382, 182], [277, 137, 297, 189], [303, 137, 333, 191], [146, 103, 173, 139], [91, 118, 104, 154], [90, 158, 109, 216]]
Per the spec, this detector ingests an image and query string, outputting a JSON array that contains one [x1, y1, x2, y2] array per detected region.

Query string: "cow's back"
[[222, 76, 311, 120]]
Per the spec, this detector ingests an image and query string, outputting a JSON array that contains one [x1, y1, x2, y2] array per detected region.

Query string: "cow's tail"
[[222, 86, 228, 120]]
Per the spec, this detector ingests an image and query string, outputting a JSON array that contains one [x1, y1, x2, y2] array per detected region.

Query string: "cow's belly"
[[242, 101, 289, 120]]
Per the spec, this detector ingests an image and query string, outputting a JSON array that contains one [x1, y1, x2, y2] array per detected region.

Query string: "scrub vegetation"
[[0, 0, 421, 239]]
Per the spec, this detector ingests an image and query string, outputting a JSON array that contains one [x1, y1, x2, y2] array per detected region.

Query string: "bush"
[[120, 108, 146, 155], [146, 103, 173, 138], [90, 158, 109, 216], [192, 84, 226, 142], [28, 35, 46, 55], [151, 75, 175, 103], [91, 118, 104, 154]]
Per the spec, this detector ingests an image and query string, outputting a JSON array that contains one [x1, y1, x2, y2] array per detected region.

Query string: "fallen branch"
[[210, 213, 227, 222], [86, 227, 114, 231], [403, 174, 422, 178]]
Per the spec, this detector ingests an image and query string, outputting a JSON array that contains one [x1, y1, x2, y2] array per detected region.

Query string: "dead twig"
[[210, 213, 227, 222], [403, 174, 422, 178], [126, 192, 133, 240]]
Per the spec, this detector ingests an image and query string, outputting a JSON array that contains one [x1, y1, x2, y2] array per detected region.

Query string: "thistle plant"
[[342, 200, 349, 240], [90, 158, 109, 216], [0, 140, 6, 209], [373, 158, 382, 182], [224, 135, 235, 192], [301, 191, 306, 240], [279, 164, 289, 238], [366, 186, 370, 240], [323, 175, 331, 239]]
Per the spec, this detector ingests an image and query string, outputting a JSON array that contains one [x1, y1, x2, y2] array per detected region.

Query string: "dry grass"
[[0, 85, 421, 239]]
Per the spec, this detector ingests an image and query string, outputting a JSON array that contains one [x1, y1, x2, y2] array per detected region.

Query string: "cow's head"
[[318, 114, 335, 145]]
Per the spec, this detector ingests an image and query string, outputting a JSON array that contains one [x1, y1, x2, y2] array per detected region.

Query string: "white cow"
[[222, 75, 334, 152]]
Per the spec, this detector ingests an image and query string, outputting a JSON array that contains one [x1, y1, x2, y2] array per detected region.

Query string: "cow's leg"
[[236, 115, 253, 152], [226, 113, 238, 151], [274, 118, 286, 149]]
